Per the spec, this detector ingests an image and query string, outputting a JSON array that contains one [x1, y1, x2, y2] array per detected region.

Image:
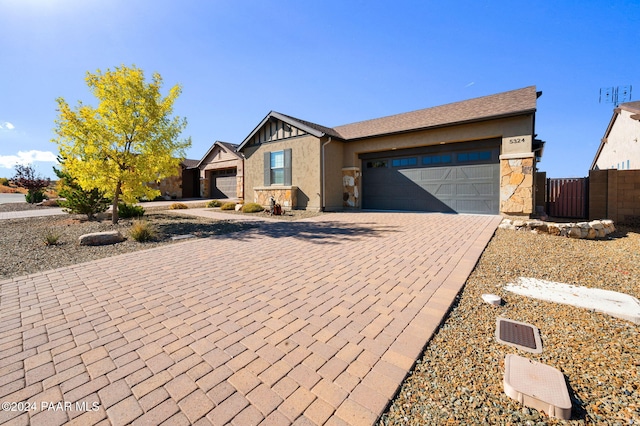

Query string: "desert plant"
[[118, 203, 145, 218], [41, 199, 60, 207], [130, 220, 157, 242], [12, 164, 51, 204], [43, 231, 61, 246], [169, 202, 188, 210], [206, 200, 222, 208], [220, 202, 236, 211], [241, 202, 264, 213], [54, 165, 110, 220]]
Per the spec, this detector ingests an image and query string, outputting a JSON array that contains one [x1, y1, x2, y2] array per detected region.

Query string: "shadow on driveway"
[[255, 220, 399, 243]]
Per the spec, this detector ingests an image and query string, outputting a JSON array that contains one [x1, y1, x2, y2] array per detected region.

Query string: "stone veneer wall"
[[342, 167, 360, 208], [500, 157, 534, 215], [149, 175, 182, 199], [253, 186, 298, 209], [201, 177, 209, 199]]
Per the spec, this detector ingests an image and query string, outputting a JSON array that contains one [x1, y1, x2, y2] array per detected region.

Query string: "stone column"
[[500, 153, 534, 216], [342, 167, 360, 208]]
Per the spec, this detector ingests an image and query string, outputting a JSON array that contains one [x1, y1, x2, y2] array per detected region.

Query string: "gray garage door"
[[362, 147, 499, 214], [210, 168, 237, 199]]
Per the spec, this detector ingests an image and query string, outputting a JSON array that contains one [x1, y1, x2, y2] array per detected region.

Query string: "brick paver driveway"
[[0, 212, 501, 425]]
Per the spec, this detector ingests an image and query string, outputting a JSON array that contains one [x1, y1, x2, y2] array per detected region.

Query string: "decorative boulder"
[[79, 231, 125, 246]]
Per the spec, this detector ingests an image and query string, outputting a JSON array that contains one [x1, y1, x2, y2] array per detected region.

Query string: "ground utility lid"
[[504, 354, 572, 420], [495, 318, 542, 354]]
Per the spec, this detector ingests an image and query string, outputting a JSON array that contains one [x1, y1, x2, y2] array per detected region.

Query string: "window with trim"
[[270, 151, 284, 184], [264, 149, 292, 185]]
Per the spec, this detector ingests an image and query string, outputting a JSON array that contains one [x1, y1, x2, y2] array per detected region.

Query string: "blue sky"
[[1, 0, 638, 179]]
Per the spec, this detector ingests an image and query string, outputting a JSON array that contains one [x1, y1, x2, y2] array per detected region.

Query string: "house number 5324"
[[509, 138, 526, 144]]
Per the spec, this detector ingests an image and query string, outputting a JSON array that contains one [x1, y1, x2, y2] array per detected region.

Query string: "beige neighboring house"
[[591, 101, 640, 171], [196, 141, 244, 199], [237, 86, 545, 216]]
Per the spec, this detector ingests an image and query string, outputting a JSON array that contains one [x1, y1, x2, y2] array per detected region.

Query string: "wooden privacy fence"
[[546, 177, 589, 219]]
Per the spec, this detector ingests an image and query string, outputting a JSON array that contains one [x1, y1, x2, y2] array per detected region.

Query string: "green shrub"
[[169, 202, 188, 210], [241, 202, 264, 213], [220, 202, 236, 211], [54, 166, 110, 220], [118, 203, 145, 218], [0, 177, 9, 186], [130, 220, 157, 242], [43, 230, 61, 246], [25, 190, 46, 204], [206, 200, 222, 208]]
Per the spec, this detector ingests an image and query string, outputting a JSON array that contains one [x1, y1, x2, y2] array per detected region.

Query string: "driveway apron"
[[0, 212, 501, 425]]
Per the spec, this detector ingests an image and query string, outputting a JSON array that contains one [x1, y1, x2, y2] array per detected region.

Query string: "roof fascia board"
[[590, 110, 620, 170], [269, 112, 326, 138]]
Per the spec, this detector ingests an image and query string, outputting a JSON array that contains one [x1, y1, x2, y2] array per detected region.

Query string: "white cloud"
[[0, 150, 58, 169], [0, 122, 15, 130]]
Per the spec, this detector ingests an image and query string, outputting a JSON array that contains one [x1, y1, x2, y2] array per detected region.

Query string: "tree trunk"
[[112, 181, 122, 224]]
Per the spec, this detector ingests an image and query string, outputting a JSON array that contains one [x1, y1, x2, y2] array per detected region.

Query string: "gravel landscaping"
[[0, 209, 256, 279], [1, 204, 638, 424], [380, 226, 639, 425]]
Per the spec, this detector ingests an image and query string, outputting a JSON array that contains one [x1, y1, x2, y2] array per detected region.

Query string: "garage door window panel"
[[457, 151, 492, 162], [422, 154, 452, 166], [392, 157, 417, 167]]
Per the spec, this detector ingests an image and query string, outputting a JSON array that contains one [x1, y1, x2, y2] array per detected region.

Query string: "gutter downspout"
[[321, 137, 332, 211]]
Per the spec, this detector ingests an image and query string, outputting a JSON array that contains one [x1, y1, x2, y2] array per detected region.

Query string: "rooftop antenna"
[[599, 85, 633, 106]]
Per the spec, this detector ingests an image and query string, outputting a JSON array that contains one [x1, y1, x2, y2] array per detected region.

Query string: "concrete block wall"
[[589, 169, 640, 225]]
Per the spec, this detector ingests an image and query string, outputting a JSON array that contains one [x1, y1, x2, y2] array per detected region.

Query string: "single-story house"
[[237, 86, 545, 216], [196, 141, 244, 199], [591, 101, 640, 171]]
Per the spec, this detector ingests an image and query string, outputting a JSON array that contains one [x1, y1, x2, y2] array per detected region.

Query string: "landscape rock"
[[499, 218, 616, 240], [79, 231, 125, 246]]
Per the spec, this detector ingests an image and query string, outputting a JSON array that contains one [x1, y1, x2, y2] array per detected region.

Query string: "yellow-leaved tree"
[[53, 65, 191, 223]]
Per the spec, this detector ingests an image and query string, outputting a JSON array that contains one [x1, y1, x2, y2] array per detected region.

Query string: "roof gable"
[[237, 111, 337, 150], [197, 140, 241, 168], [591, 101, 640, 169], [333, 86, 539, 140]]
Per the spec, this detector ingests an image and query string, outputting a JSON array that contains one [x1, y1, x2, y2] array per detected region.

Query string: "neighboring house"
[[591, 101, 640, 171], [196, 141, 244, 199], [150, 159, 200, 199], [236, 86, 544, 216]]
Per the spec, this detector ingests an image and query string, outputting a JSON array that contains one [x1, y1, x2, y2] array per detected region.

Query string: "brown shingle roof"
[[181, 159, 200, 169], [277, 112, 344, 139], [333, 86, 538, 140], [620, 100, 640, 114]]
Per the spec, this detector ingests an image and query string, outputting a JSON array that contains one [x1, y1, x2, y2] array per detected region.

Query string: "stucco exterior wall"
[[595, 110, 640, 170], [242, 135, 322, 210], [323, 139, 345, 211]]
